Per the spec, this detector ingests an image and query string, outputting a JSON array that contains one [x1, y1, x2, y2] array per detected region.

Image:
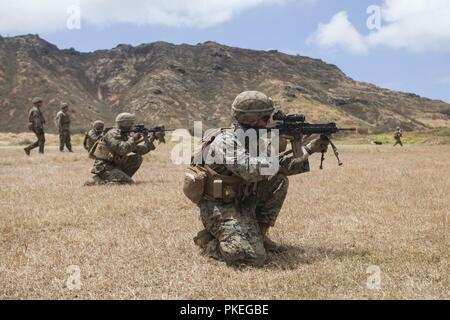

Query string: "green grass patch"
[[335, 128, 450, 145], [440, 108, 450, 116], [71, 133, 86, 146]]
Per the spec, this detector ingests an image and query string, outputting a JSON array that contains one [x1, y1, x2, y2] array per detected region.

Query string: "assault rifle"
[[127, 124, 174, 144], [105, 125, 174, 144], [270, 111, 357, 169]]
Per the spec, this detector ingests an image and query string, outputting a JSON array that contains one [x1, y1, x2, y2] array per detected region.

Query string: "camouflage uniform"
[[87, 128, 155, 185], [192, 91, 321, 266], [394, 128, 403, 147], [25, 101, 46, 154], [56, 109, 72, 152], [198, 127, 310, 266]]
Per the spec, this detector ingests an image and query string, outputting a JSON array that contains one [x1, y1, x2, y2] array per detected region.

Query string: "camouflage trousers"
[[59, 129, 72, 152], [26, 127, 45, 154], [394, 138, 403, 147], [89, 154, 143, 185], [199, 174, 289, 266]]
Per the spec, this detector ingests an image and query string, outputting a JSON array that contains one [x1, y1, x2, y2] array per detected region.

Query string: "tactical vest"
[[183, 128, 256, 205], [28, 106, 45, 128], [56, 111, 70, 129], [89, 138, 114, 161], [88, 131, 133, 167]]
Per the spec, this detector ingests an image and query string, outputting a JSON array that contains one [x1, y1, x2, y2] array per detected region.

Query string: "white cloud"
[[307, 11, 368, 54], [0, 0, 288, 33], [308, 0, 450, 54]]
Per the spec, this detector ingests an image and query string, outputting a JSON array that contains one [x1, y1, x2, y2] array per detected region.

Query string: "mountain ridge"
[[0, 34, 448, 133]]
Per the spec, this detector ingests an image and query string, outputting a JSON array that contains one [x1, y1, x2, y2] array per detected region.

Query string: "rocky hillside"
[[0, 34, 449, 133]]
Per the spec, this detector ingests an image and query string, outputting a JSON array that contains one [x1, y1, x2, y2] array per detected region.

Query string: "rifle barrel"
[[133, 128, 176, 132]]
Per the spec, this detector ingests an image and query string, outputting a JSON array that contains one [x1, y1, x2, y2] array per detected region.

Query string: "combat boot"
[[24, 148, 30, 156], [83, 175, 104, 186], [193, 229, 214, 250], [260, 224, 286, 253]]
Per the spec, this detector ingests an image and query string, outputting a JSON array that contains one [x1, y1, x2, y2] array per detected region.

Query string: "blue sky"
[[1, 0, 449, 102]]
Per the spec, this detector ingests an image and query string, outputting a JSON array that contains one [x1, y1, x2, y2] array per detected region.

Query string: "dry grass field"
[[0, 136, 449, 300]]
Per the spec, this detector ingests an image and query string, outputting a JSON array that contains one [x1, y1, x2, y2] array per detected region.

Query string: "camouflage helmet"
[[61, 102, 69, 109], [93, 120, 105, 130], [115, 112, 136, 124], [32, 97, 43, 104], [231, 91, 274, 126]]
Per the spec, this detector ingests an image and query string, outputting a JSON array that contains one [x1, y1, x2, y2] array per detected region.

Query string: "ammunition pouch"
[[182, 127, 254, 205], [203, 168, 245, 203], [183, 165, 208, 205], [183, 164, 252, 204]]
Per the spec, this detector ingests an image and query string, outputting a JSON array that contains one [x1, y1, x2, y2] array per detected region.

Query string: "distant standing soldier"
[[394, 126, 403, 147], [56, 103, 73, 152], [83, 120, 105, 151], [24, 97, 46, 156], [84, 113, 161, 186]]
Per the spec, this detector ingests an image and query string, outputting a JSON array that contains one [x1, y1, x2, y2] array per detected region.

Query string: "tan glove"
[[305, 137, 329, 154]]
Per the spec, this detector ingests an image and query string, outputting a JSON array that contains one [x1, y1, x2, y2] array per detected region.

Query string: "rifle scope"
[[272, 111, 306, 122]]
